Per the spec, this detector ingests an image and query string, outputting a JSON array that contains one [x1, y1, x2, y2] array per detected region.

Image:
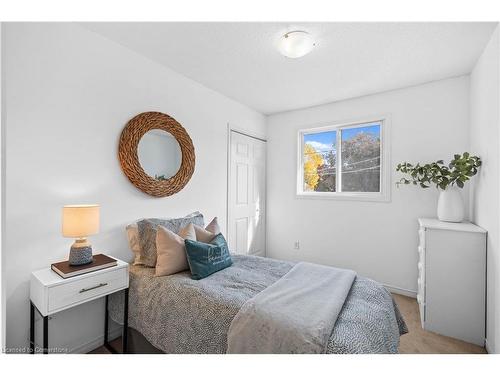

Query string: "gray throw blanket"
[[109, 255, 407, 353], [227, 262, 356, 353]]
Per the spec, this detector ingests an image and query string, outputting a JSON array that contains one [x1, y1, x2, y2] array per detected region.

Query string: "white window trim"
[[296, 115, 391, 202]]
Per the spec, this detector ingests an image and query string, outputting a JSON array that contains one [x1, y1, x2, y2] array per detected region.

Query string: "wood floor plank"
[[393, 293, 486, 354]]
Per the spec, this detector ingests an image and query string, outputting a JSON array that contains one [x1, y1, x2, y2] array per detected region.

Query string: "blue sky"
[[304, 130, 336, 152], [304, 122, 380, 154]]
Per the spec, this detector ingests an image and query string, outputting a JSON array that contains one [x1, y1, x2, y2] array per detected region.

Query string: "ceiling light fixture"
[[278, 31, 316, 58]]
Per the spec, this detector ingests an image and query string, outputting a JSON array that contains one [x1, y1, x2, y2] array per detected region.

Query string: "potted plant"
[[396, 152, 481, 222]]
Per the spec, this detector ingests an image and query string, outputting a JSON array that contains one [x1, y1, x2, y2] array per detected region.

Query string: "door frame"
[[226, 123, 267, 254]]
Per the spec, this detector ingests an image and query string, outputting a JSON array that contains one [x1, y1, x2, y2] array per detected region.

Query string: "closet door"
[[228, 130, 266, 256]]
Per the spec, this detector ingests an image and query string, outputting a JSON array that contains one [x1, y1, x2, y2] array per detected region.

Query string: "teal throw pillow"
[[184, 233, 233, 280]]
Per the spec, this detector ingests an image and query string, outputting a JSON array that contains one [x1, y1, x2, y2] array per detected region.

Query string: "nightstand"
[[30, 256, 129, 354]]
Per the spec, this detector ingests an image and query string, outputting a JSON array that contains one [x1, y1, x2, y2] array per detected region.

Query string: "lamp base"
[[69, 242, 93, 266]]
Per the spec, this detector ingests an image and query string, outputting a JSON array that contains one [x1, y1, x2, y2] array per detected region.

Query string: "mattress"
[[109, 254, 407, 353]]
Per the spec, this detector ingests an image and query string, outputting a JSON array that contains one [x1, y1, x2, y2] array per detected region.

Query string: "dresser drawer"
[[418, 276, 425, 299], [418, 246, 425, 264], [48, 267, 128, 313], [417, 276, 423, 291], [417, 293, 425, 327], [418, 260, 425, 283], [418, 228, 426, 249], [417, 261, 424, 276]]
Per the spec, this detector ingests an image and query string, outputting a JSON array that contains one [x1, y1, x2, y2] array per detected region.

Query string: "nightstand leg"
[[30, 302, 34, 354], [43, 315, 48, 354], [123, 288, 129, 354], [104, 295, 109, 344], [103, 295, 117, 353]]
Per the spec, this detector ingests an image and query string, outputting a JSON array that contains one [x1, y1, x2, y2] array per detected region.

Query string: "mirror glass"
[[138, 129, 182, 180]]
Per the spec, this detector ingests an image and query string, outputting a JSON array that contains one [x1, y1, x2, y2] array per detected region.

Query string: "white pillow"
[[155, 224, 196, 277]]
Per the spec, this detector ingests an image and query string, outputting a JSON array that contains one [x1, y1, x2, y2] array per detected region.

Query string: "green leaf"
[[395, 154, 481, 190]]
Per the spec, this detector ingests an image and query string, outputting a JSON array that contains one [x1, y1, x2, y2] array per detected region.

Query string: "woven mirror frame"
[[118, 111, 195, 197]]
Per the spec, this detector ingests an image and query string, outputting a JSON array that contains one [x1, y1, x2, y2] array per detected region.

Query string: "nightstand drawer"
[[48, 267, 127, 313]]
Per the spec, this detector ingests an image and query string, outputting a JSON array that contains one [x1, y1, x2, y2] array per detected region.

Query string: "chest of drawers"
[[417, 218, 486, 346]]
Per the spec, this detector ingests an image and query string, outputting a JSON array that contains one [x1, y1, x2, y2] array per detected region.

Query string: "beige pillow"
[[126, 223, 142, 265], [206, 217, 221, 235], [155, 224, 196, 277], [193, 217, 221, 243]]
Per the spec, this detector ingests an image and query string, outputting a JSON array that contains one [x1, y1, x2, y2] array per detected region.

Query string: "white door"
[[228, 130, 266, 256]]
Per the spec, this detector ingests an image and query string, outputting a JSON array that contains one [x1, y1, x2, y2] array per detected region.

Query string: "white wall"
[[470, 26, 500, 353], [3, 23, 266, 352], [266, 76, 471, 295]]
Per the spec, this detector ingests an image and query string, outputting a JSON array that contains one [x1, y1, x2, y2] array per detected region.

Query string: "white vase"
[[437, 186, 465, 222]]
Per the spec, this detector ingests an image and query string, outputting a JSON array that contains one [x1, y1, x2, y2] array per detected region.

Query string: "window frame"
[[296, 115, 391, 202]]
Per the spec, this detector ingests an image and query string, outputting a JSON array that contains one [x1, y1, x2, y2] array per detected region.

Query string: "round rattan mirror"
[[118, 112, 195, 197]]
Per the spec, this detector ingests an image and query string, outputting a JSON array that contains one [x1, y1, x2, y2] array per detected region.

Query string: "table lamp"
[[62, 204, 100, 265]]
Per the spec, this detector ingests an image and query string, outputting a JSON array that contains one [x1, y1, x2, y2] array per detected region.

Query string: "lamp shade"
[[62, 204, 100, 238]]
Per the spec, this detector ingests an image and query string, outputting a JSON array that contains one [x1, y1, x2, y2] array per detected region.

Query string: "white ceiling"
[[83, 22, 497, 115]]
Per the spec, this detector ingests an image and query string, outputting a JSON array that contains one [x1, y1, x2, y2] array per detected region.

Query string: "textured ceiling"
[[83, 22, 497, 114]]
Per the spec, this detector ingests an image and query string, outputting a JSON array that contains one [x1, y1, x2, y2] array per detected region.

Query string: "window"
[[297, 117, 390, 201]]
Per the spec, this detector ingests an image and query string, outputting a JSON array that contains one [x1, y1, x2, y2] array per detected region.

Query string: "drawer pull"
[[79, 283, 108, 293]]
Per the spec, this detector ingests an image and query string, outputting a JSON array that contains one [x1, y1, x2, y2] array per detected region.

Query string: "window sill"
[[296, 191, 390, 202]]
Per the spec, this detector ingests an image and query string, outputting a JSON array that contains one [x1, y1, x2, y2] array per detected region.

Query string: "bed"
[[109, 254, 407, 354]]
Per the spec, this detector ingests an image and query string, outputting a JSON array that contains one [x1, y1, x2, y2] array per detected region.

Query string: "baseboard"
[[384, 283, 417, 298], [69, 326, 123, 354]]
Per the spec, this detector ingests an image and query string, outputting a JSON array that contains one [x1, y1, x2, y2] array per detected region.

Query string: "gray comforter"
[[227, 262, 357, 353], [109, 255, 408, 354]]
